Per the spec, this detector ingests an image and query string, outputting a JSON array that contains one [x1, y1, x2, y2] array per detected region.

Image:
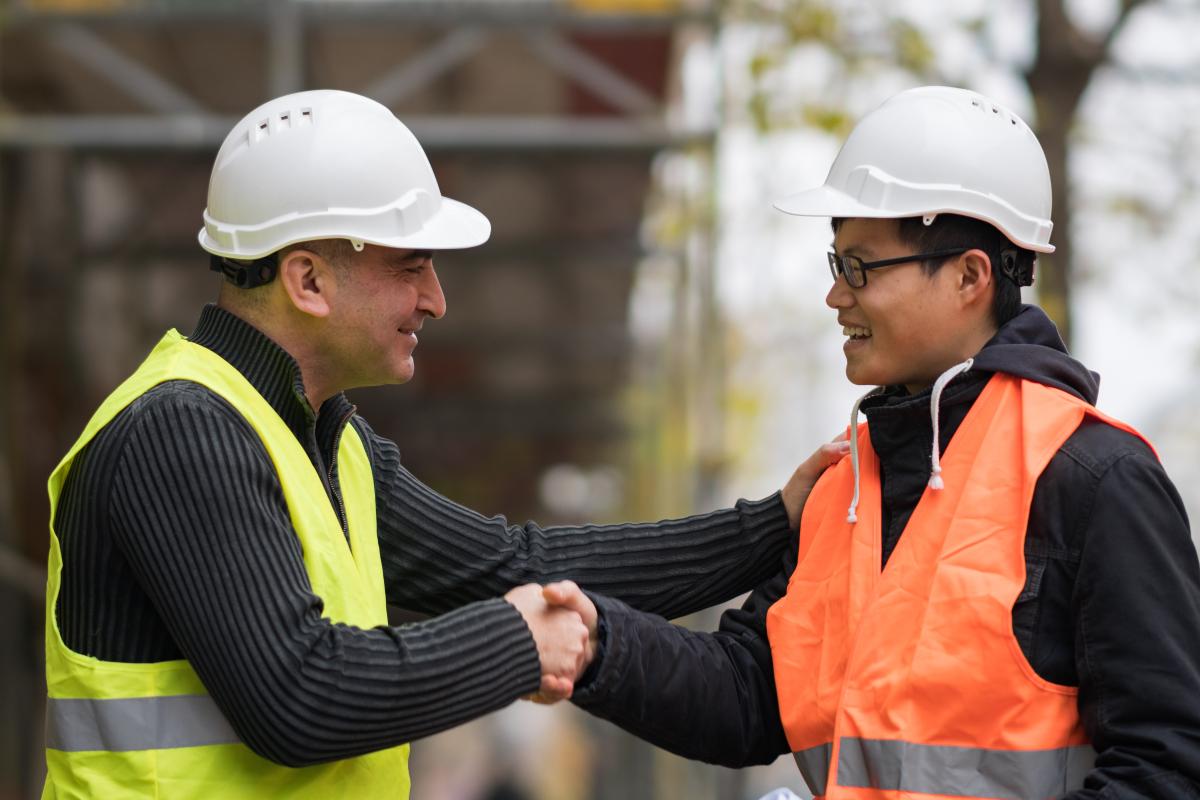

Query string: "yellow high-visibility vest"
[[43, 329, 409, 799]]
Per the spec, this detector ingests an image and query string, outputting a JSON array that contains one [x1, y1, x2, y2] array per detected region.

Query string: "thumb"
[[542, 580, 578, 608], [543, 581, 595, 624]]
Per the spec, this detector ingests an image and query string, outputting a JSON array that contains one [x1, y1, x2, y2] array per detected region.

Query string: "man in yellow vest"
[[43, 89, 844, 798], [565, 86, 1200, 799]]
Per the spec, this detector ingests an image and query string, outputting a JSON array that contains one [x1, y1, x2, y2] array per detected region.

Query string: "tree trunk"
[[1025, 0, 1150, 347]]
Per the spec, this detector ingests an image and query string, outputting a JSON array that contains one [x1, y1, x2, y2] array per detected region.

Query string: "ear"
[[277, 249, 335, 318], [955, 248, 994, 311]]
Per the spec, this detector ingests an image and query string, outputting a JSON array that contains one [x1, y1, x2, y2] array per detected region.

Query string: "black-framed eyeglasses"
[[827, 248, 970, 288]]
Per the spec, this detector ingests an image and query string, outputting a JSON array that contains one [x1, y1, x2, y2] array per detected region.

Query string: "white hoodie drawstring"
[[927, 358, 974, 490], [846, 387, 879, 524], [844, 359, 975, 523]]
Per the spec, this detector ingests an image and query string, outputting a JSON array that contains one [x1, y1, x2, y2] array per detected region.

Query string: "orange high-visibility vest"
[[767, 374, 1152, 800]]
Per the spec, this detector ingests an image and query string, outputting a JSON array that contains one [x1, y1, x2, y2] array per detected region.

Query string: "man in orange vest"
[[561, 86, 1200, 798]]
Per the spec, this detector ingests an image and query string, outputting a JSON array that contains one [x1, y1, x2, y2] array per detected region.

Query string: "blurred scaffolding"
[[0, 1, 752, 799]]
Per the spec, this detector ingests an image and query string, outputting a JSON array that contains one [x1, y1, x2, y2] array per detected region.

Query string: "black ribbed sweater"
[[52, 304, 791, 767]]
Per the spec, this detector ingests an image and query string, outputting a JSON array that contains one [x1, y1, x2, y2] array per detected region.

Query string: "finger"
[[544, 588, 593, 626], [539, 674, 573, 701], [821, 440, 851, 461], [809, 440, 849, 468], [529, 687, 574, 705], [542, 580, 580, 605], [541, 582, 567, 604]]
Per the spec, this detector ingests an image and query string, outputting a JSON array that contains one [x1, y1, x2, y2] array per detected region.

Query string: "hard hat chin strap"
[[209, 254, 279, 289], [998, 248, 1035, 287]]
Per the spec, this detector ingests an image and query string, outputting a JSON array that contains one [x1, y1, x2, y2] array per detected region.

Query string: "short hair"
[[217, 239, 360, 310], [832, 215, 1032, 327], [278, 238, 359, 271]]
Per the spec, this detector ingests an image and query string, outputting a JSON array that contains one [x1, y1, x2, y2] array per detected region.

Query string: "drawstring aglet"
[[927, 465, 944, 490], [926, 357, 973, 494]]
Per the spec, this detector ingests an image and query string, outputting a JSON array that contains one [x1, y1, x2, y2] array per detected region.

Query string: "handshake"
[[504, 580, 597, 703]]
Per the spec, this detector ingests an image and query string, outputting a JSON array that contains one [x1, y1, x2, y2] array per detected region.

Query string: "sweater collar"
[[187, 304, 355, 442]]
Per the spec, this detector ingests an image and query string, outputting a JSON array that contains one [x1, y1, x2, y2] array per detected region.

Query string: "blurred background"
[[1, 0, 1197, 798]]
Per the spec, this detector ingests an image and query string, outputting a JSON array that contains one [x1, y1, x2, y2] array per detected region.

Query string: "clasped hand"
[[504, 580, 597, 704]]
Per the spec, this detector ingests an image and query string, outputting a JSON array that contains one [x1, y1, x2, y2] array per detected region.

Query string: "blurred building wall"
[[0, 2, 726, 798]]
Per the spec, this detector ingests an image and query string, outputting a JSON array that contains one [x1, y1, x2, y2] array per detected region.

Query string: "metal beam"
[[364, 28, 489, 107], [45, 24, 204, 114], [0, 115, 233, 149], [0, 115, 714, 151], [5, 1, 714, 32], [412, 115, 708, 150], [523, 30, 661, 116]]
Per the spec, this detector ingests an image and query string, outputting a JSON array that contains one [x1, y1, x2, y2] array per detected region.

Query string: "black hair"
[[832, 215, 1034, 327]]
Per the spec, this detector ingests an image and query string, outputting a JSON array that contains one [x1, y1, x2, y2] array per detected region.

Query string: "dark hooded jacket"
[[573, 306, 1200, 799]]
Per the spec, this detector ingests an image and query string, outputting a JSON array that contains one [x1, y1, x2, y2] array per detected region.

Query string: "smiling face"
[[323, 244, 446, 389], [825, 218, 996, 393]]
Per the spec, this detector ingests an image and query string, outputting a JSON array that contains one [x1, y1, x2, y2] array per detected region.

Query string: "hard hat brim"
[[774, 185, 907, 221], [773, 186, 1055, 254], [197, 195, 492, 259], [380, 195, 492, 251]]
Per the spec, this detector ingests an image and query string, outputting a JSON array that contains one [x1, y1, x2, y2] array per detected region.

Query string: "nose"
[[419, 262, 447, 319], [825, 274, 854, 311]]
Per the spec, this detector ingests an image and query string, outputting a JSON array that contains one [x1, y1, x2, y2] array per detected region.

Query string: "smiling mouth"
[[842, 325, 872, 341]]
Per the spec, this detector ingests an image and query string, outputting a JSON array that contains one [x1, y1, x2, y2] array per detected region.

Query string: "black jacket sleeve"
[[1062, 437, 1200, 799], [107, 386, 541, 767], [358, 418, 793, 620], [569, 525, 798, 768]]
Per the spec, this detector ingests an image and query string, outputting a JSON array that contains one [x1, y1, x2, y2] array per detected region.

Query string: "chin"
[[391, 359, 416, 385], [845, 363, 884, 387]]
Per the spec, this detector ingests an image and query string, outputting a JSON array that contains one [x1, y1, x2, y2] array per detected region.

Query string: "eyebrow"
[[835, 245, 876, 259], [388, 250, 434, 266]]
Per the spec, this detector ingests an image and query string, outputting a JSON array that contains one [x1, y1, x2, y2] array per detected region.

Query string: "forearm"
[[205, 600, 540, 766], [111, 399, 542, 765], [570, 594, 789, 767], [367, 425, 792, 617]]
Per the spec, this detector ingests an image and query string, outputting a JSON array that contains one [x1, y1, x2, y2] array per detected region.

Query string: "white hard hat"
[[774, 86, 1054, 253], [199, 89, 490, 259]]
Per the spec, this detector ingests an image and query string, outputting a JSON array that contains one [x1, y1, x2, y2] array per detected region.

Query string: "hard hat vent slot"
[[251, 118, 271, 144], [969, 96, 1021, 130]]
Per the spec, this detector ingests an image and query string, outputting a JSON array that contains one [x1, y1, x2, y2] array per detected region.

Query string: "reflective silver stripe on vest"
[[836, 737, 1095, 799], [792, 742, 832, 796], [46, 695, 240, 752]]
